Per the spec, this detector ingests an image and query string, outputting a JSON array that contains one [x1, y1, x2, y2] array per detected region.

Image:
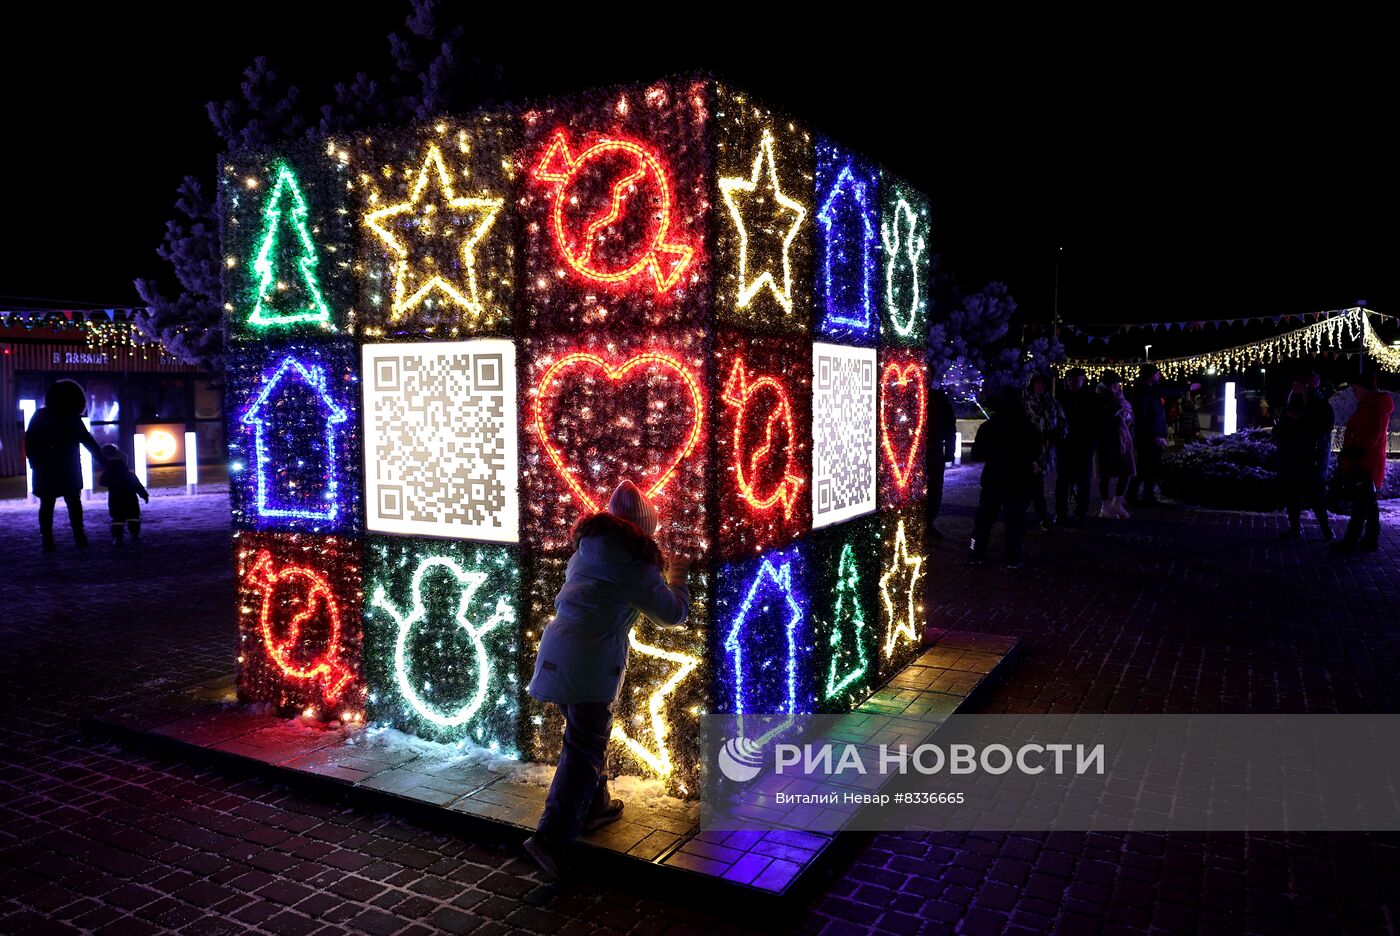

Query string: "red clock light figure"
[[531, 131, 695, 294]]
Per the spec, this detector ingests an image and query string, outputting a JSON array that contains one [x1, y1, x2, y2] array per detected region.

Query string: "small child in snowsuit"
[[522, 480, 691, 882], [99, 444, 150, 543]]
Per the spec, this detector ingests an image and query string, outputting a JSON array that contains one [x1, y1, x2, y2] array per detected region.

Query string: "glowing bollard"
[[185, 431, 198, 493], [134, 433, 149, 487], [1223, 381, 1237, 436], [19, 399, 36, 502], [81, 417, 95, 499], [953, 431, 963, 466]]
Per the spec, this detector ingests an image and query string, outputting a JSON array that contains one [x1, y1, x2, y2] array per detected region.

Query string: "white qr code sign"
[[362, 340, 519, 543], [811, 342, 878, 529]]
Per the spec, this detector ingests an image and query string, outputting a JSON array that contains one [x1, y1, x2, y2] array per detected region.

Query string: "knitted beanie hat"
[[607, 480, 659, 537]]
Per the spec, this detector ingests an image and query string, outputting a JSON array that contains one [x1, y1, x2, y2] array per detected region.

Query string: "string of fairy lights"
[[1060, 307, 1398, 381], [1, 310, 186, 362]]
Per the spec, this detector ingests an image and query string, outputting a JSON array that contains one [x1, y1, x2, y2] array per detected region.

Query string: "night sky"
[[4, 8, 1392, 330]]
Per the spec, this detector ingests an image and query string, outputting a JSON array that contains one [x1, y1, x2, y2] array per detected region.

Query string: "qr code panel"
[[812, 344, 877, 528], [363, 341, 519, 542]]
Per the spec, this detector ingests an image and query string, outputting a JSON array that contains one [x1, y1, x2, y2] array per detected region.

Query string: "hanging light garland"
[[1, 308, 185, 363], [1060, 308, 1397, 381]]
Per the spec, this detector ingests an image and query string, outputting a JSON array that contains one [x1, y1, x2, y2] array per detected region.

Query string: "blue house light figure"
[[723, 554, 804, 717], [241, 356, 348, 524], [817, 163, 877, 336]]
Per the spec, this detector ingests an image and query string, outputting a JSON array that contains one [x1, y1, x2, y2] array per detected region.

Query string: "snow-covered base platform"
[[83, 630, 1016, 899]]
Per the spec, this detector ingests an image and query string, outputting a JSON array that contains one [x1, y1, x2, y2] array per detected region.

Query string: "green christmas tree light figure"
[[247, 162, 333, 329], [824, 543, 869, 701]]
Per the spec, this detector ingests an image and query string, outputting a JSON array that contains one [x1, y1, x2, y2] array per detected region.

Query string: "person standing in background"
[[1274, 374, 1334, 540], [1097, 371, 1136, 519], [925, 385, 957, 540], [1177, 390, 1200, 443], [1127, 365, 1199, 506], [1055, 368, 1099, 526], [1023, 372, 1065, 531], [24, 379, 106, 553], [1334, 372, 1393, 552], [968, 386, 1040, 569]]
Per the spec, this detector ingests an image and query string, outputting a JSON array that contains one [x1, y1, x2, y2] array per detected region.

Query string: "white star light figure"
[[720, 130, 807, 313], [611, 628, 700, 779], [363, 143, 503, 322], [880, 519, 925, 658]]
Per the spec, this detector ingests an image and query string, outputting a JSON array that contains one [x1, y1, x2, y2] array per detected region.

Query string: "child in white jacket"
[[523, 481, 690, 881]]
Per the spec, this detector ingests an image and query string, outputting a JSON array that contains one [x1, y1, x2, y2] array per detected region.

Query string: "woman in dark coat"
[[1274, 375, 1334, 540], [24, 379, 105, 552], [1096, 371, 1136, 519]]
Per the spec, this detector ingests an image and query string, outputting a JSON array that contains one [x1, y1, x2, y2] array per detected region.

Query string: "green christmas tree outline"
[[824, 542, 870, 701], [247, 162, 333, 329]]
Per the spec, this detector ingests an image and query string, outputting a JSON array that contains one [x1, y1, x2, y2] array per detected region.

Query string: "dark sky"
[[3, 8, 1392, 327]]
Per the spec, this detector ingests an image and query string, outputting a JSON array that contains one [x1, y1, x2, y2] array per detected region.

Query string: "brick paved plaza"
[[3, 474, 1398, 935]]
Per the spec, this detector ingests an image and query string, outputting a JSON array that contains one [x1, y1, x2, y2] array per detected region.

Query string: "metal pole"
[[1360, 309, 1367, 375]]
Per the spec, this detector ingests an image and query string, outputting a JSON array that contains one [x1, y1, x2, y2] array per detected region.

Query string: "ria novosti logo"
[[715, 736, 1107, 781], [716, 736, 765, 781]]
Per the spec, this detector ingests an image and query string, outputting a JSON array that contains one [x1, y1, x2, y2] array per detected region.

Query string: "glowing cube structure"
[[222, 77, 931, 797]]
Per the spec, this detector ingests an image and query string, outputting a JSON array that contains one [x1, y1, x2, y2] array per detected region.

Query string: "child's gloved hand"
[[143, 494, 150, 503]]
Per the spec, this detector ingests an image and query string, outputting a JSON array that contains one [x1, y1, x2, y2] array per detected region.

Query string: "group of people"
[[24, 379, 149, 552], [958, 364, 1393, 567]]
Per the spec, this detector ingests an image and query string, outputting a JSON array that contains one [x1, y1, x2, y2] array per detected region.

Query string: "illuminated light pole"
[[953, 431, 963, 466], [1223, 381, 1237, 435], [185, 431, 198, 493], [134, 433, 149, 487], [19, 399, 36, 502], [81, 417, 95, 499]]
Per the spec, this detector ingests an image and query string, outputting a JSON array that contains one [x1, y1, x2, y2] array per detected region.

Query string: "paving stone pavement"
[[2, 476, 1398, 935]]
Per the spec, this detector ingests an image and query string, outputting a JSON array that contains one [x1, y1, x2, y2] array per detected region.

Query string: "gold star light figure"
[[611, 628, 700, 782], [880, 519, 925, 658], [720, 129, 807, 313], [363, 143, 503, 322]]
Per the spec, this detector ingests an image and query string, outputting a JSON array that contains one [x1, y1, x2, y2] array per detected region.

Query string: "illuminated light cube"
[[809, 514, 882, 714], [220, 142, 354, 341], [220, 76, 931, 799], [234, 529, 364, 716], [363, 536, 521, 750], [878, 350, 929, 509], [227, 340, 361, 536], [361, 339, 519, 543], [519, 77, 712, 334], [878, 174, 931, 347], [350, 114, 520, 340], [815, 138, 880, 346], [524, 555, 711, 798], [714, 331, 812, 561], [878, 505, 928, 681]]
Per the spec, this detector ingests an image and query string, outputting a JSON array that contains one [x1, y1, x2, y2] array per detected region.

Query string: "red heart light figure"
[[880, 360, 927, 494], [534, 351, 704, 515]]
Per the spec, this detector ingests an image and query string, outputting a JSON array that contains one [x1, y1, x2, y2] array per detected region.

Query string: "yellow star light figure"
[[611, 628, 699, 779], [880, 519, 925, 658], [720, 130, 807, 313], [363, 143, 503, 322]]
